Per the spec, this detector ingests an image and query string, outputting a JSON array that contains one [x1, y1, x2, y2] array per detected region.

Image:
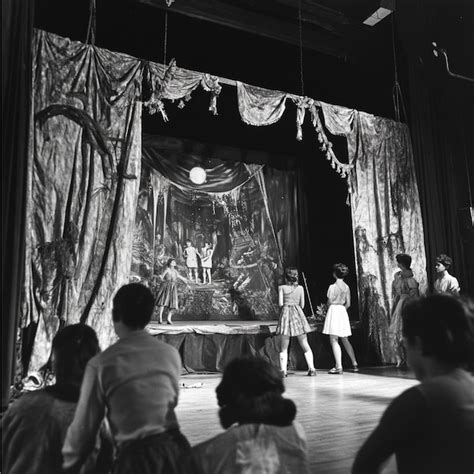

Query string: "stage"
[[147, 320, 364, 372]]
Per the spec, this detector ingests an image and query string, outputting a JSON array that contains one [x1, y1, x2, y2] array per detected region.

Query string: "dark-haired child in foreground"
[[322, 263, 359, 374], [193, 356, 310, 474], [353, 294, 474, 474], [63, 283, 199, 474]]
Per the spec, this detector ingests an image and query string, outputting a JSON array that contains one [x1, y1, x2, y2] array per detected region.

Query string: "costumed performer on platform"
[[322, 263, 359, 374], [184, 240, 199, 284], [155, 258, 189, 325], [389, 253, 420, 367], [434, 254, 460, 295], [353, 294, 474, 474], [199, 241, 215, 285], [276, 267, 316, 377]]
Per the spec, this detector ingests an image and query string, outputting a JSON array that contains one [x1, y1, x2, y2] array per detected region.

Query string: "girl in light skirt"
[[323, 263, 359, 374], [276, 267, 316, 377]]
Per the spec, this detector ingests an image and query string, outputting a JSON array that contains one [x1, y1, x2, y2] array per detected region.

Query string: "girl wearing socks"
[[323, 263, 359, 374], [276, 267, 316, 377]]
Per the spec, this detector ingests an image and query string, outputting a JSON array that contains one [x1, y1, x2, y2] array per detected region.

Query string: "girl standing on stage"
[[155, 258, 188, 324], [276, 267, 316, 377], [323, 263, 359, 374], [184, 240, 199, 284], [389, 253, 420, 366], [200, 241, 214, 285]]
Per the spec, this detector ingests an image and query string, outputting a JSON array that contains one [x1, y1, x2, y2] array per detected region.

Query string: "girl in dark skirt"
[[276, 267, 316, 376], [155, 258, 188, 324]]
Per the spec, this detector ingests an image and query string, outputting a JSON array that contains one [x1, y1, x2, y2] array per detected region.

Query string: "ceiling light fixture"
[[363, 0, 395, 26]]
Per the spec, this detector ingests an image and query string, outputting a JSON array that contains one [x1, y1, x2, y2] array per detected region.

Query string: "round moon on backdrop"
[[189, 166, 207, 185]]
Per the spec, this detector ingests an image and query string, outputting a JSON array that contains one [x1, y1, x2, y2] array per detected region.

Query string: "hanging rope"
[[86, 0, 96, 46], [163, 11, 169, 65], [391, 16, 407, 122], [297, 0, 305, 97]]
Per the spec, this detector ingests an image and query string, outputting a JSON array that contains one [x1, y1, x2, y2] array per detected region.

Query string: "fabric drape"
[[321, 103, 427, 363], [23, 31, 142, 371], [2, 0, 35, 406]]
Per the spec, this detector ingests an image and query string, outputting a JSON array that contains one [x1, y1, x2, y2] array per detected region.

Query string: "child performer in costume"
[[389, 253, 420, 366], [323, 263, 359, 374], [155, 258, 188, 324], [199, 241, 214, 285], [184, 240, 199, 284], [276, 267, 316, 377]]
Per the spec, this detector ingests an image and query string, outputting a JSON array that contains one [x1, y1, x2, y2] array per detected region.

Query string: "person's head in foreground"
[[112, 283, 155, 335], [352, 294, 474, 474], [402, 294, 474, 380], [216, 356, 296, 429], [396, 253, 412, 271], [52, 323, 101, 387]]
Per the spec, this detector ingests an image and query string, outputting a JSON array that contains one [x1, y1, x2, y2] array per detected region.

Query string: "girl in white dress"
[[276, 268, 316, 377], [323, 263, 359, 374]]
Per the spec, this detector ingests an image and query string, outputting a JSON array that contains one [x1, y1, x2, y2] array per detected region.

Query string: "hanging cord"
[[86, 0, 96, 46], [391, 16, 407, 122], [163, 10, 169, 65], [298, 0, 305, 97]]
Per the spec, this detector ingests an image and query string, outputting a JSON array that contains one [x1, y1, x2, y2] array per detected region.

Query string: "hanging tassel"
[[296, 105, 306, 141], [157, 100, 169, 122], [296, 124, 303, 141], [178, 99, 185, 109], [209, 94, 218, 115]]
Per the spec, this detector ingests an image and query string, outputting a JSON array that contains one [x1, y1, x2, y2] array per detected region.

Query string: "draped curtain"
[[23, 31, 142, 371], [321, 103, 427, 363]]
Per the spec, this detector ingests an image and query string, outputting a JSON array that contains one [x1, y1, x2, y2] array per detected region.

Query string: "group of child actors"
[[154, 240, 214, 324], [276, 253, 460, 374], [276, 264, 358, 376]]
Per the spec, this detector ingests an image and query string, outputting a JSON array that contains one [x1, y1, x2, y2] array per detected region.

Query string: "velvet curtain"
[[23, 31, 142, 371], [321, 103, 427, 363], [2, 0, 35, 407], [396, 0, 474, 294]]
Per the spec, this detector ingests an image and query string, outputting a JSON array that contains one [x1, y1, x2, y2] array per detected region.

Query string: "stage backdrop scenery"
[[133, 134, 299, 321], [21, 30, 427, 374]]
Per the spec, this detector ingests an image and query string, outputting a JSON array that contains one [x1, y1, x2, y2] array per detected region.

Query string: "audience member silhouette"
[[353, 294, 474, 474], [1, 324, 107, 474], [193, 356, 310, 474], [62, 283, 199, 474]]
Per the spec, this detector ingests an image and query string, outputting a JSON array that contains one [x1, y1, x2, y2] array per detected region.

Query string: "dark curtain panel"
[[2, 0, 35, 408], [397, 0, 474, 294]]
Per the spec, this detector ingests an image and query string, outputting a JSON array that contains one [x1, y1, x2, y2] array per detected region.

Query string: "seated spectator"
[[1, 324, 105, 474], [63, 283, 199, 474], [353, 294, 474, 474], [193, 356, 310, 474]]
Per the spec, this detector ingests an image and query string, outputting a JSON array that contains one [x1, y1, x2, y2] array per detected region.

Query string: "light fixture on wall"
[[189, 166, 207, 185]]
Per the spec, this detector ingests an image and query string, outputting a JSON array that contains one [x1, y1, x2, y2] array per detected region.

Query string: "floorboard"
[[176, 367, 418, 473]]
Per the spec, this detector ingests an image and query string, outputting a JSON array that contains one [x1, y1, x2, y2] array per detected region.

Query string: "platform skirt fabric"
[[155, 281, 179, 309], [322, 304, 351, 337], [276, 305, 311, 336]]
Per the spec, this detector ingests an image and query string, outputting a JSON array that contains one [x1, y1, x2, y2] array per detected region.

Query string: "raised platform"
[[147, 320, 365, 372]]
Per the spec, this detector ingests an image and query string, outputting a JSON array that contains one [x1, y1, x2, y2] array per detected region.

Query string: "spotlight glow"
[[189, 166, 207, 185]]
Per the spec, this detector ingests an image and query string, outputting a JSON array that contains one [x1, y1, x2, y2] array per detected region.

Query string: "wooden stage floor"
[[176, 367, 417, 473]]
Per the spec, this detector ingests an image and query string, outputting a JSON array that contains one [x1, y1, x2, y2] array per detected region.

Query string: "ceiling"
[[137, 0, 387, 59]]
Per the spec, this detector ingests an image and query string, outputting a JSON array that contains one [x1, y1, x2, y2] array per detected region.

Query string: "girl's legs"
[[206, 268, 212, 284], [329, 335, 343, 369], [157, 306, 165, 324], [279, 335, 290, 375], [340, 337, 358, 367], [202, 269, 207, 284], [296, 334, 315, 371], [167, 309, 174, 324], [193, 268, 198, 284]]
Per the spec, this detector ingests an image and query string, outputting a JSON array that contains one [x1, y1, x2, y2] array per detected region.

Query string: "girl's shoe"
[[328, 367, 343, 374], [307, 369, 317, 376], [166, 321, 173, 325], [352, 364, 359, 372], [280, 370, 287, 378]]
